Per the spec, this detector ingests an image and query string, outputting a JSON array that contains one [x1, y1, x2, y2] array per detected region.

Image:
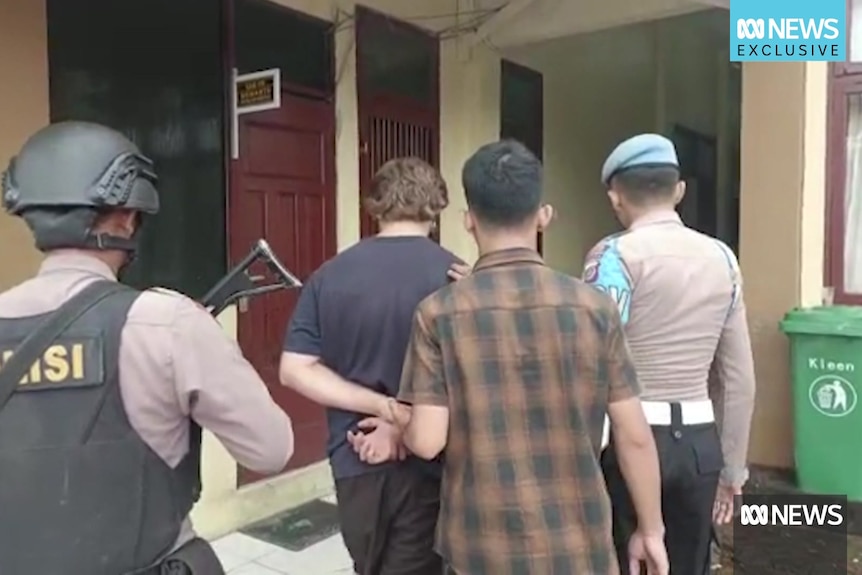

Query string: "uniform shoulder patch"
[[582, 235, 634, 324], [583, 243, 608, 284], [583, 233, 626, 285], [583, 255, 602, 284]]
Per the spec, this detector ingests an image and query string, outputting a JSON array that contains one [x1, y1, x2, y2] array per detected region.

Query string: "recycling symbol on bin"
[[809, 375, 857, 417]]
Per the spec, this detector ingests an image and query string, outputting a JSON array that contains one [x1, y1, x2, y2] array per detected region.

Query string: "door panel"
[[672, 125, 717, 237], [47, 0, 227, 298], [356, 8, 440, 241], [500, 59, 544, 254], [359, 99, 438, 239], [230, 91, 335, 484]]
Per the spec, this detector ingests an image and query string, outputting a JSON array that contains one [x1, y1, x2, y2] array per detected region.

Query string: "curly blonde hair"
[[364, 157, 449, 222]]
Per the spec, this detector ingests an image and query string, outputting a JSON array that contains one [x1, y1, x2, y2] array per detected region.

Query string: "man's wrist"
[[379, 396, 402, 426], [373, 395, 392, 420], [636, 523, 665, 538], [385, 420, 404, 439], [720, 466, 749, 488]]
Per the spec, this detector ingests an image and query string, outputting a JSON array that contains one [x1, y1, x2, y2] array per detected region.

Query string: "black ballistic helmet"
[[1, 121, 159, 252]]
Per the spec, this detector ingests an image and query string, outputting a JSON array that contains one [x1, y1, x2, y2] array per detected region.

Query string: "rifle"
[[178, 240, 300, 506], [200, 239, 303, 316]]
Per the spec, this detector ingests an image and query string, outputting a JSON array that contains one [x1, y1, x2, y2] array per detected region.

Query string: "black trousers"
[[335, 463, 442, 575], [602, 404, 722, 575]]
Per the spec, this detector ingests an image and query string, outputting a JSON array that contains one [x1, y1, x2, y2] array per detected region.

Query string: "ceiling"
[[472, 0, 729, 47]]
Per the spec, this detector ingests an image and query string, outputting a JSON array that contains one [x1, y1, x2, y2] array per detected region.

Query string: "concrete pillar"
[[738, 62, 827, 468], [0, 0, 48, 290], [438, 37, 500, 263]]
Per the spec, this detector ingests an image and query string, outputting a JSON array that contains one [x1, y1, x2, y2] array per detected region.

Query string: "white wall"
[[504, 9, 735, 274]]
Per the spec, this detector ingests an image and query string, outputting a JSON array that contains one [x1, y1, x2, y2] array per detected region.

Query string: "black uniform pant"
[[602, 404, 723, 575], [335, 464, 442, 575]]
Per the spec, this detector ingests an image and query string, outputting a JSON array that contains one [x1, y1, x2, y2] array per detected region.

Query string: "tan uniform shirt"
[[0, 251, 293, 546], [583, 210, 756, 486]]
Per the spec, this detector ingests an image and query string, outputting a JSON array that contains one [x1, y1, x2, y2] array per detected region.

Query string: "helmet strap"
[[84, 233, 138, 252]]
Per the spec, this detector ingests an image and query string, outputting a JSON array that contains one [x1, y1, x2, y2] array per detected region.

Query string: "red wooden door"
[[229, 89, 336, 484]]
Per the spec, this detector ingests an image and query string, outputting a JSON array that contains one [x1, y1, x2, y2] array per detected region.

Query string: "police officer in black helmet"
[[0, 122, 294, 574], [4, 121, 161, 251]]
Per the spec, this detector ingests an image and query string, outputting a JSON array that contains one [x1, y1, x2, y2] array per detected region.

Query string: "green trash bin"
[[780, 306, 862, 501]]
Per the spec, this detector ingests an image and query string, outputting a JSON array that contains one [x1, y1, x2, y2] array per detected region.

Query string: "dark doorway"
[[500, 60, 544, 254], [47, 0, 227, 298], [672, 125, 718, 238], [47, 0, 336, 485], [230, 0, 336, 484], [356, 7, 441, 242]]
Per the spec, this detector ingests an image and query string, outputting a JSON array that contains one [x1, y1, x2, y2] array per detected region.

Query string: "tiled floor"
[[212, 495, 354, 575], [212, 532, 353, 574]]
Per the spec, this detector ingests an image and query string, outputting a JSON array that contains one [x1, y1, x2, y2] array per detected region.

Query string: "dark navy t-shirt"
[[283, 236, 461, 480]]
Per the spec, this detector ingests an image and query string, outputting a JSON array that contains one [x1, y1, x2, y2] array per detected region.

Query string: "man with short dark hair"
[[584, 133, 756, 574], [279, 157, 461, 575], [388, 140, 669, 575]]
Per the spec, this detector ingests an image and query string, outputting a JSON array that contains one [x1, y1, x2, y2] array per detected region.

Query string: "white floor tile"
[[227, 563, 287, 575], [255, 548, 316, 573], [216, 549, 250, 571], [299, 536, 352, 571], [212, 533, 281, 562], [212, 530, 352, 574]]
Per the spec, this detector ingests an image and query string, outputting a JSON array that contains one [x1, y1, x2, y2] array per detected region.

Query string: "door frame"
[[228, 88, 337, 278], [355, 5, 441, 240], [225, 0, 336, 262], [224, 0, 337, 485], [671, 124, 718, 237], [500, 59, 543, 254], [500, 59, 543, 159]]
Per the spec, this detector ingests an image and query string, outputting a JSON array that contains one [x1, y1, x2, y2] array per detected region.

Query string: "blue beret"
[[601, 133, 679, 185]]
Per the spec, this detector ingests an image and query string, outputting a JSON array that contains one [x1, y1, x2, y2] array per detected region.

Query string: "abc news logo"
[[735, 496, 848, 570], [735, 18, 840, 41], [740, 503, 844, 527]]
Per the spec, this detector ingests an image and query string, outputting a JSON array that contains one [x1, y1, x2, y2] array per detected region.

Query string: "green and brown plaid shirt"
[[398, 248, 640, 575]]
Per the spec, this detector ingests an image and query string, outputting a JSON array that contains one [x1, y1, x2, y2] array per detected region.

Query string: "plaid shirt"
[[398, 248, 640, 575]]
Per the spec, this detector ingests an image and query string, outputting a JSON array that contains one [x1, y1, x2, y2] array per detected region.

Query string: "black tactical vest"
[[0, 282, 201, 574]]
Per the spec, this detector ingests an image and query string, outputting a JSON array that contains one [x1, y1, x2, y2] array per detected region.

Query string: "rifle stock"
[[200, 239, 302, 316]]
